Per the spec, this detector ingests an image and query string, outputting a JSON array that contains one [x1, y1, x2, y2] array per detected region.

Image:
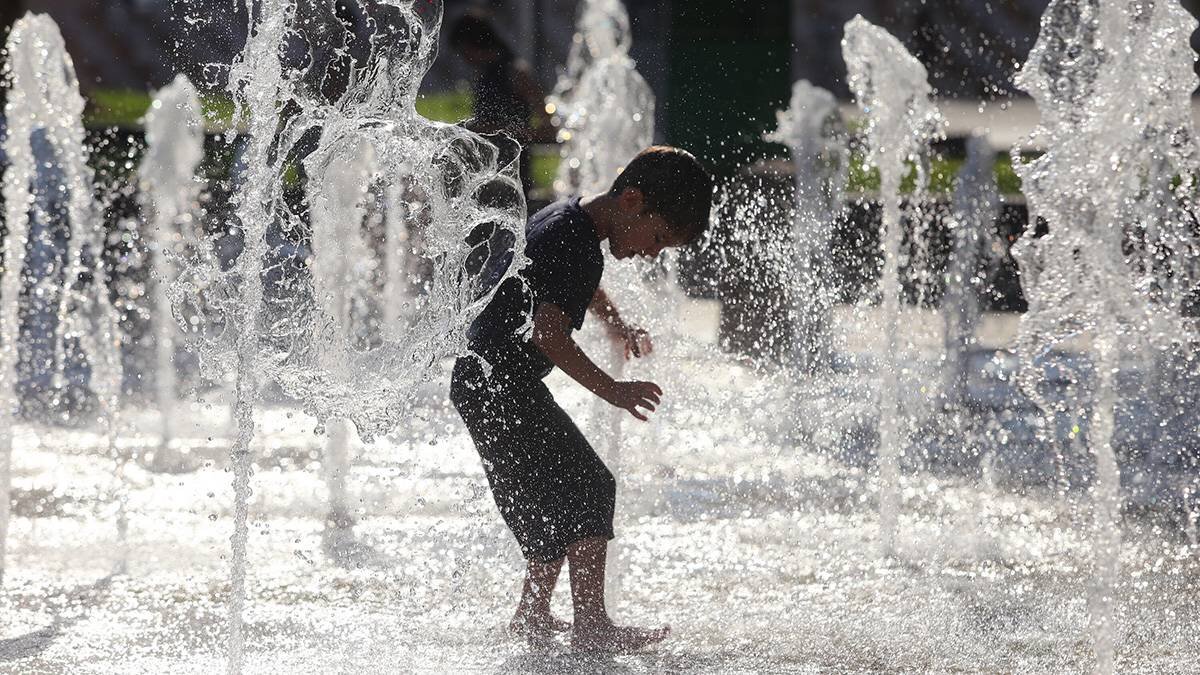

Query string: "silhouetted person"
[[449, 8, 554, 199], [451, 147, 714, 651]]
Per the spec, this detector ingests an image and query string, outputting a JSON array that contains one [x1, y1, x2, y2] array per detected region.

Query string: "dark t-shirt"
[[468, 197, 604, 377]]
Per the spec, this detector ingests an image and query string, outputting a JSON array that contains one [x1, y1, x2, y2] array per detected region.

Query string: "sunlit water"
[[842, 15, 944, 556], [2, 305, 1199, 671], [764, 80, 848, 374], [1012, 0, 1200, 669]]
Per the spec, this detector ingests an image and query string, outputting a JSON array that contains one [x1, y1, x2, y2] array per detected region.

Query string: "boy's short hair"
[[608, 146, 713, 243]]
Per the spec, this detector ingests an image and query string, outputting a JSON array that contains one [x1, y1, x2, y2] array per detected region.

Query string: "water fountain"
[[1012, 0, 1200, 670], [765, 80, 849, 375], [307, 138, 377, 527], [842, 16, 944, 555], [943, 135, 1000, 407], [549, 0, 654, 200], [139, 75, 206, 467], [3, 1, 1200, 672]]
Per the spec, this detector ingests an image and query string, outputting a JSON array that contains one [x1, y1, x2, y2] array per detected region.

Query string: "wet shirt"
[[468, 197, 604, 377]]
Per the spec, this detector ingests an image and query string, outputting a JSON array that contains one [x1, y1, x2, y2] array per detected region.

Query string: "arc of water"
[[842, 16, 943, 556]]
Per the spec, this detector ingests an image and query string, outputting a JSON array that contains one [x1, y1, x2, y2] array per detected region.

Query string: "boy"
[[450, 146, 713, 652]]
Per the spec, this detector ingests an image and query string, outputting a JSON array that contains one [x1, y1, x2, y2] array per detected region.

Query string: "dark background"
[[6, 0, 1200, 173]]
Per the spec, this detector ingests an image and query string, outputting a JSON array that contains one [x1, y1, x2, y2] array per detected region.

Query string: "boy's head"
[[605, 146, 713, 260]]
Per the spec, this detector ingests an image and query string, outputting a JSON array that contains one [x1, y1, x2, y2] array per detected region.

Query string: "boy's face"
[[609, 188, 690, 260]]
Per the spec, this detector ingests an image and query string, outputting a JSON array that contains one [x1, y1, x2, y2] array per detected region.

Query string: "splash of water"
[[1013, 1, 1200, 670], [842, 16, 943, 555], [943, 136, 1000, 407], [1, 13, 126, 583], [140, 75, 206, 459], [765, 80, 849, 374], [173, 2, 526, 669]]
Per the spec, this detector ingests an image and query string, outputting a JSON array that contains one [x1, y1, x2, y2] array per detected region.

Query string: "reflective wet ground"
[[3, 306, 1199, 672]]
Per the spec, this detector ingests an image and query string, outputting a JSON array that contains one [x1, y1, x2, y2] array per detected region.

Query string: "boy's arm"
[[532, 302, 661, 421], [588, 287, 626, 331], [588, 288, 653, 358]]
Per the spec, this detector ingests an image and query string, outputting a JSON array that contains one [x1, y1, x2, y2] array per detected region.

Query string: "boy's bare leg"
[[510, 557, 570, 641], [567, 536, 669, 652]]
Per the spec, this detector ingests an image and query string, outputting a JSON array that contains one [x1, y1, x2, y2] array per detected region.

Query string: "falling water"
[[842, 16, 943, 555], [765, 80, 849, 374], [172, 2, 527, 669], [0, 16, 40, 586], [1013, 0, 1200, 670], [140, 75, 206, 461], [943, 135, 1000, 407]]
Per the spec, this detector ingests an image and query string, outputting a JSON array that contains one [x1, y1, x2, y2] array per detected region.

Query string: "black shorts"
[[450, 355, 616, 562]]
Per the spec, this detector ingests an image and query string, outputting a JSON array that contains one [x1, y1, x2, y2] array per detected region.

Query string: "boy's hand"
[[601, 380, 663, 421]]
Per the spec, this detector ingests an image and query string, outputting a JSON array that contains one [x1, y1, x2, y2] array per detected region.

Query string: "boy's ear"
[[616, 186, 646, 214]]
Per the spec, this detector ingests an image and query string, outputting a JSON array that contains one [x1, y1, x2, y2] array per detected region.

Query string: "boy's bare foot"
[[570, 619, 670, 653]]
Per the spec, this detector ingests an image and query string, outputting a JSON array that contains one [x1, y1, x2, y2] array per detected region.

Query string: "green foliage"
[[85, 89, 152, 128], [530, 153, 559, 193], [82, 87, 1034, 199], [415, 91, 472, 123], [846, 154, 1023, 196], [995, 154, 1025, 196], [85, 88, 466, 128]]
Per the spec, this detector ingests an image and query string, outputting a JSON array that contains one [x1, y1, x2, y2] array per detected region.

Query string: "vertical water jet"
[[2, 13, 125, 582], [1013, 0, 1200, 670], [943, 136, 1000, 408], [140, 75, 206, 462], [842, 16, 943, 555], [765, 80, 849, 375]]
